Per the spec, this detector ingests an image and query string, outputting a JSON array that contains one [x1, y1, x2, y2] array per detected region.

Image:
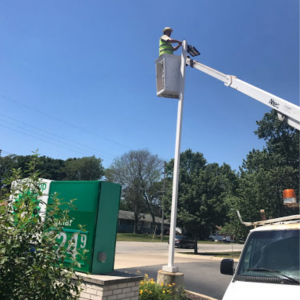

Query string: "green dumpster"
[[47, 181, 121, 274]]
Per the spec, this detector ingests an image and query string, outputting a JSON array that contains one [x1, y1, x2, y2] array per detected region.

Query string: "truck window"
[[236, 229, 299, 283]]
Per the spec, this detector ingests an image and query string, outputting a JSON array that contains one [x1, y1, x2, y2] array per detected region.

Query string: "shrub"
[[0, 153, 85, 300], [139, 274, 188, 300]]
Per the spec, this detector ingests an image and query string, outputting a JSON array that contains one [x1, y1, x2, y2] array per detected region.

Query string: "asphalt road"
[[116, 241, 243, 254], [116, 261, 234, 300], [114, 242, 243, 299]]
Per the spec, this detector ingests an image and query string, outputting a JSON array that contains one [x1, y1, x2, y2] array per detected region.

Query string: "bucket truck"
[[155, 49, 300, 299], [155, 53, 300, 131]]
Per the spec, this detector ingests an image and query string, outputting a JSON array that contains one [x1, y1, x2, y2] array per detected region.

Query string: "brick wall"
[[77, 272, 142, 300]]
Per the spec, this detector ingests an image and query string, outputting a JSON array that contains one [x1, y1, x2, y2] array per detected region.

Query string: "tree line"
[[108, 110, 299, 246], [0, 154, 104, 197], [1, 110, 299, 246]]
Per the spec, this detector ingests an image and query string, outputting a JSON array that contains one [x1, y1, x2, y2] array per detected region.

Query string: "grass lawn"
[[180, 251, 241, 258], [116, 233, 231, 244], [117, 233, 169, 242]]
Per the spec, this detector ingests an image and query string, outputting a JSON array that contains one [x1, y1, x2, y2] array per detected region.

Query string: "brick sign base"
[[77, 271, 143, 300]]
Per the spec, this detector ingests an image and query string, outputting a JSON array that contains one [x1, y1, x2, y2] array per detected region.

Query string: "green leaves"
[[222, 110, 299, 238], [0, 153, 84, 300], [0, 154, 104, 193], [64, 156, 104, 180], [165, 150, 236, 250]]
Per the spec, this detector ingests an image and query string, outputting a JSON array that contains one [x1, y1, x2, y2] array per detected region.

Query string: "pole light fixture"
[[187, 45, 200, 57]]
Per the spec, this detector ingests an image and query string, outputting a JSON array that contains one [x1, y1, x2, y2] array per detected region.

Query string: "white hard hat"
[[163, 27, 173, 34]]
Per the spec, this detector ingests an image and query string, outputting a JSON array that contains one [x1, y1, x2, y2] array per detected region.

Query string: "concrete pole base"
[[162, 265, 179, 273], [157, 270, 184, 287]]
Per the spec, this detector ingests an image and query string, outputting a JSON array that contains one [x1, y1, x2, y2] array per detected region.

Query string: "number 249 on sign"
[[55, 229, 88, 261]]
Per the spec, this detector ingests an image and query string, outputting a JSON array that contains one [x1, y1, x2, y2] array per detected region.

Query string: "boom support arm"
[[186, 57, 300, 131]]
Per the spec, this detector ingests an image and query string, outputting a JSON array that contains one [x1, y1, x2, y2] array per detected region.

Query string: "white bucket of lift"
[[155, 54, 181, 99]]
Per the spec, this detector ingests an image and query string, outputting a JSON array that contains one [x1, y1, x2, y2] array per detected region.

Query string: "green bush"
[[0, 153, 85, 300], [139, 274, 188, 300]]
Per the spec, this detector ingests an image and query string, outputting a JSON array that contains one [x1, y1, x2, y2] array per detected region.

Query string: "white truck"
[[220, 204, 299, 299], [156, 44, 300, 298]]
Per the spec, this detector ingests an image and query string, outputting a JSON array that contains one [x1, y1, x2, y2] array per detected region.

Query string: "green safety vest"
[[159, 38, 173, 56]]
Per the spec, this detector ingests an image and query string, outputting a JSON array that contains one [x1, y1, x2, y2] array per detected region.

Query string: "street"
[[115, 242, 243, 299], [115, 241, 243, 255], [116, 261, 233, 300]]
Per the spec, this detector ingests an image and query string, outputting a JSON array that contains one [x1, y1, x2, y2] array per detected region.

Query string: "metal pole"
[[161, 162, 166, 242], [163, 40, 187, 273]]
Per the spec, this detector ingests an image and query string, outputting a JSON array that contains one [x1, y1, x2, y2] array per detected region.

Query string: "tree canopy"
[[64, 156, 104, 180], [1, 109, 297, 241], [165, 149, 238, 251], [0, 154, 104, 197], [222, 110, 299, 238], [107, 149, 163, 233]]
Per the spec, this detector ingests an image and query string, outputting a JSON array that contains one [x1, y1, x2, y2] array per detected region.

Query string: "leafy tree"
[[107, 149, 163, 233], [165, 150, 236, 253], [0, 153, 17, 197], [1, 154, 104, 187], [165, 149, 206, 247], [255, 110, 299, 170], [222, 110, 299, 238], [0, 154, 66, 195], [64, 156, 104, 180], [0, 153, 85, 299], [118, 199, 131, 211], [36, 156, 66, 180]]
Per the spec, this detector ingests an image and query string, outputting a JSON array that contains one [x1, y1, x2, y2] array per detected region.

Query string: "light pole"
[[161, 161, 166, 242], [162, 40, 187, 273]]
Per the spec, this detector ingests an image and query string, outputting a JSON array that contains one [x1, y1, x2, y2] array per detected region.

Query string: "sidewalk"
[[115, 250, 239, 269], [186, 290, 218, 300]]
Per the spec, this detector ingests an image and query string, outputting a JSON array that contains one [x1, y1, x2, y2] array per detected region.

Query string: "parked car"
[[209, 233, 234, 243], [174, 235, 194, 248]]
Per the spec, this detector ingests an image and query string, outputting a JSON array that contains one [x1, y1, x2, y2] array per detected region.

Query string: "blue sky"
[[0, 0, 299, 172]]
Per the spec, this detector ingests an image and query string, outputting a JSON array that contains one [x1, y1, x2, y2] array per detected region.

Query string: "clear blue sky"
[[0, 0, 299, 172]]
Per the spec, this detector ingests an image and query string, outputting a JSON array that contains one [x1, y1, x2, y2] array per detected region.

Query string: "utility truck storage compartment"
[[155, 54, 181, 99]]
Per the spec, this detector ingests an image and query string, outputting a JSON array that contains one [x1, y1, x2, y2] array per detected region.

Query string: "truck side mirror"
[[220, 259, 234, 275]]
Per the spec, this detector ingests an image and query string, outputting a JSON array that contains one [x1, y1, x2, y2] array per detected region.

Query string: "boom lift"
[[155, 43, 299, 276], [155, 52, 300, 131], [186, 57, 300, 131]]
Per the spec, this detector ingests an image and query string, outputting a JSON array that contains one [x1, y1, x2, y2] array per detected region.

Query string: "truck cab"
[[221, 221, 299, 299], [220, 213, 300, 300]]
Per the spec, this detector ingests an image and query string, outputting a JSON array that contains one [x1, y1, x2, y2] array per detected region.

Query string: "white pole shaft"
[[163, 40, 187, 273]]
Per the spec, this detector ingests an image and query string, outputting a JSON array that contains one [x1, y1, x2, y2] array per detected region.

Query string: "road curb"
[[176, 252, 239, 262], [186, 290, 218, 300]]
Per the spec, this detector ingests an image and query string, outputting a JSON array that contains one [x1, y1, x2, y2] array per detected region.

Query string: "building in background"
[[118, 210, 170, 234]]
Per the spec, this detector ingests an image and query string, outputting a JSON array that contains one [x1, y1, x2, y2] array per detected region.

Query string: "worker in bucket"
[[159, 27, 182, 56]]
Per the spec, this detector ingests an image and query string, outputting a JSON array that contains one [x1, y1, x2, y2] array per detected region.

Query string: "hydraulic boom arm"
[[186, 57, 300, 131]]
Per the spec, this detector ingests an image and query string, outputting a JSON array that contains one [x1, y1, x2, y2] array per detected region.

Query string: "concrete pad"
[[157, 269, 184, 286]]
